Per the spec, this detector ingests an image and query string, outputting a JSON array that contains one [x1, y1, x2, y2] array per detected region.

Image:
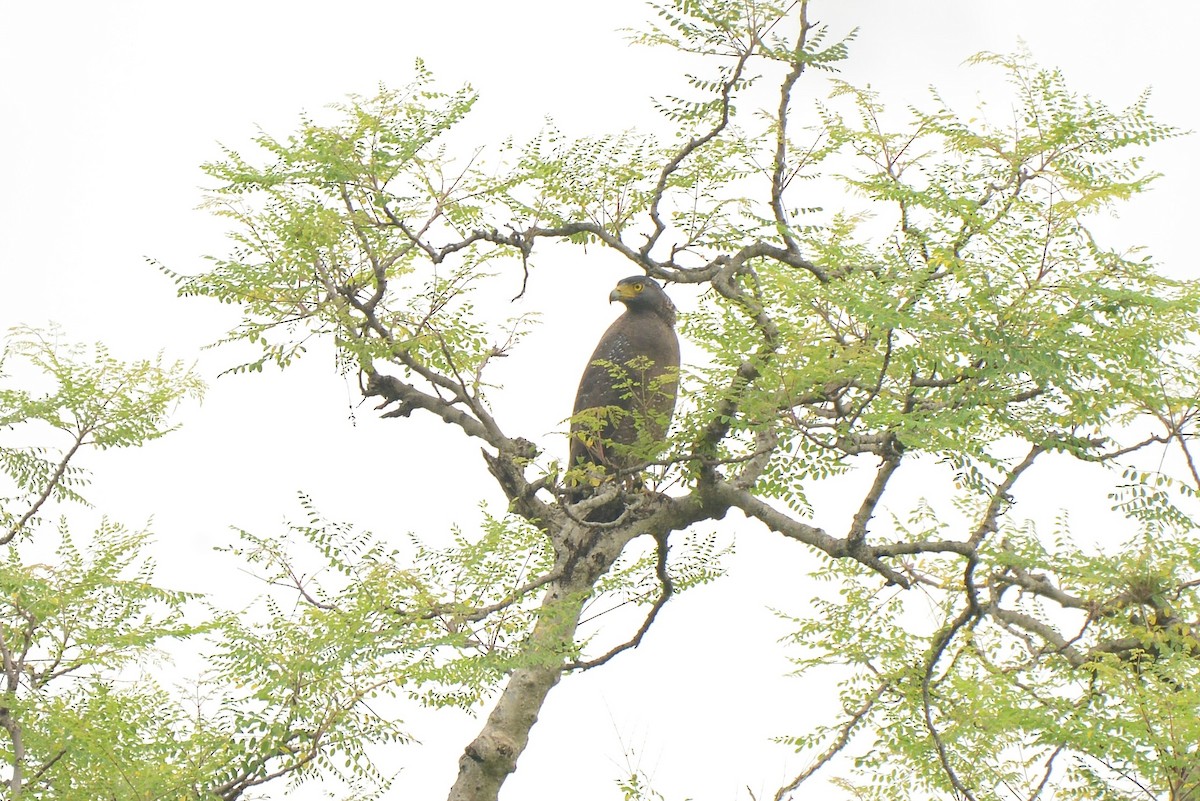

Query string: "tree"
[[5, 1, 1188, 799], [0, 331, 410, 800], [0, 326, 208, 798]]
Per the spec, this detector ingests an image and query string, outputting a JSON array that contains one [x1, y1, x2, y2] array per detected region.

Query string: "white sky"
[[2, 2, 1198, 799]]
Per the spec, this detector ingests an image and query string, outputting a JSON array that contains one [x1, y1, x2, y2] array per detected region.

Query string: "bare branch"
[[407, 568, 564, 626], [366, 371, 498, 446], [641, 47, 753, 260], [1086, 432, 1171, 462], [1174, 427, 1200, 492], [463, 570, 564, 625], [969, 443, 1044, 547], [870, 538, 974, 558], [1027, 744, 1067, 801], [996, 565, 1090, 611], [847, 453, 901, 547], [732, 425, 780, 490], [985, 604, 1089, 668]]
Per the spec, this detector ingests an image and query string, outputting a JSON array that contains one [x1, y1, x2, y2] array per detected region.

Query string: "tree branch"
[[768, 0, 812, 256], [364, 371, 535, 464], [922, 605, 982, 801], [969, 443, 1045, 547], [568, 531, 675, 671], [1, 431, 87, 545], [707, 480, 911, 586], [641, 45, 753, 260], [773, 679, 886, 801], [846, 453, 901, 547]]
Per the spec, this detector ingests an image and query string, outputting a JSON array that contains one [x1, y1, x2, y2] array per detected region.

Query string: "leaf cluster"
[[0, 522, 210, 799], [682, 51, 1197, 514], [1, 326, 203, 544], [215, 496, 560, 718]]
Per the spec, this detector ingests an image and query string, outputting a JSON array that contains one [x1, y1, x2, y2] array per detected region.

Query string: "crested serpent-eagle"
[[568, 276, 680, 489]]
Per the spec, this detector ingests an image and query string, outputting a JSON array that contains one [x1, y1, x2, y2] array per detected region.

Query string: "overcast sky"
[[2, 2, 1197, 799]]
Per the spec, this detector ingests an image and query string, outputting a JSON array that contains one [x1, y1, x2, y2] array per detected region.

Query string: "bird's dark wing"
[[569, 307, 679, 474]]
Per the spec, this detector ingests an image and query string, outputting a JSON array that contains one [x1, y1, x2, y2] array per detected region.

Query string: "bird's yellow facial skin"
[[609, 281, 644, 302]]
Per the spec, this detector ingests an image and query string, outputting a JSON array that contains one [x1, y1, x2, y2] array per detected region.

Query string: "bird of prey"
[[568, 276, 680, 489]]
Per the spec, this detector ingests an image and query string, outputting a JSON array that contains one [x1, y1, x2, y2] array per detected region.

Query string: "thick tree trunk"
[[446, 523, 625, 801]]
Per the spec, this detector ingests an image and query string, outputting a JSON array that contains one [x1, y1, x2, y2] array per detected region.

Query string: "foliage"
[[159, 69, 512, 380], [0, 522, 226, 800], [0, 328, 210, 799], [777, 518, 1200, 801], [217, 497, 557, 713], [6, 1, 1200, 800], [0, 325, 205, 545], [171, 1, 1200, 796]]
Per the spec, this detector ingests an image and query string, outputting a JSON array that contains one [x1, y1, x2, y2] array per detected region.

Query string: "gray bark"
[[445, 519, 631, 801]]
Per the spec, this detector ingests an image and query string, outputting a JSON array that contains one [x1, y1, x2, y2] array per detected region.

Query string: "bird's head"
[[609, 276, 676, 324]]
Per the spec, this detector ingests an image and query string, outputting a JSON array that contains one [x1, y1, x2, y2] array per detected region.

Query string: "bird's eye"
[[632, 282, 644, 292]]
